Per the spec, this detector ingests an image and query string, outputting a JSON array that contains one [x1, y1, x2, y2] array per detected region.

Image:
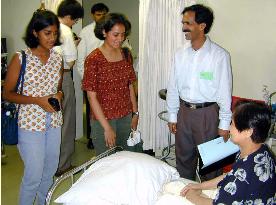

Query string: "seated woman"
[[180, 101, 276, 204]]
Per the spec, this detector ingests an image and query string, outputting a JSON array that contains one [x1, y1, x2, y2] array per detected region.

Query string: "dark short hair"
[[91, 3, 109, 14], [23, 9, 61, 48], [233, 101, 271, 143], [57, 0, 84, 19], [182, 4, 214, 34], [94, 13, 131, 40]]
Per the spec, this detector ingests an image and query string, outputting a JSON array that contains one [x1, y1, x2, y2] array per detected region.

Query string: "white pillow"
[[55, 151, 179, 205], [156, 178, 218, 205]]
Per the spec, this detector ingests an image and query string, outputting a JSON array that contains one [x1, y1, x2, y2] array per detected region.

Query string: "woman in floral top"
[[3, 10, 63, 205], [82, 13, 138, 155], [180, 101, 276, 204]]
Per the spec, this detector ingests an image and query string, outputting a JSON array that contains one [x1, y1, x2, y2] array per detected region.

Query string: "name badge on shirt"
[[200, 71, 213, 80]]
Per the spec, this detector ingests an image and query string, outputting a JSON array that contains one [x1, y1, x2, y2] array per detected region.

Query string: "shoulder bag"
[[1, 50, 27, 145]]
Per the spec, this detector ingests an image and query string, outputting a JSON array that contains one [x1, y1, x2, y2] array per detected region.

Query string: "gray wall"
[[1, 0, 82, 62], [82, 0, 139, 57], [200, 0, 276, 99], [1, 0, 39, 61]]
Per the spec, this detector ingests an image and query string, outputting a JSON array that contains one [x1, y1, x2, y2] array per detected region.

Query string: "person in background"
[[76, 3, 109, 150], [55, 0, 84, 177], [180, 101, 276, 204], [82, 13, 138, 155], [3, 10, 63, 205], [166, 4, 232, 181]]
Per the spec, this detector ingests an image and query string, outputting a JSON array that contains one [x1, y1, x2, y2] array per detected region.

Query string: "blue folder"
[[197, 137, 240, 168]]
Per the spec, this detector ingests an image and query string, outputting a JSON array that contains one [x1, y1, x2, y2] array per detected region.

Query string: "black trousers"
[[84, 91, 91, 139], [175, 101, 222, 181]]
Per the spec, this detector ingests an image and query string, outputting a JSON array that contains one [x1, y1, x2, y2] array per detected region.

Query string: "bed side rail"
[[46, 146, 123, 205]]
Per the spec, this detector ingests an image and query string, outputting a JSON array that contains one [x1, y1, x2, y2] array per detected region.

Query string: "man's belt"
[[63, 69, 71, 73], [182, 100, 216, 109]]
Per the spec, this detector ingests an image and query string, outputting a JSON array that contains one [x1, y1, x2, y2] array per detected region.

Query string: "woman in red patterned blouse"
[[82, 13, 138, 155]]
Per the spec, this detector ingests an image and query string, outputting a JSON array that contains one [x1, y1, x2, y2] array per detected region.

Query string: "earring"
[[33, 31, 38, 39]]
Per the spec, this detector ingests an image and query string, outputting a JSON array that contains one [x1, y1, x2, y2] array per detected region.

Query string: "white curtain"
[[138, 0, 195, 151]]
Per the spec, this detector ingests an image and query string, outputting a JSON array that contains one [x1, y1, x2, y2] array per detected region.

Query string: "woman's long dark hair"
[[23, 9, 61, 48]]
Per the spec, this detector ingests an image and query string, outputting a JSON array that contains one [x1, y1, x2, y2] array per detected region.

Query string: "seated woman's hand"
[[185, 189, 202, 201], [104, 127, 116, 148], [36, 96, 56, 113], [180, 183, 201, 197]]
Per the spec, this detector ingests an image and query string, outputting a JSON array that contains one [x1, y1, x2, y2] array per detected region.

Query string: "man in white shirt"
[[55, 0, 84, 176], [166, 4, 232, 181], [76, 3, 109, 149], [76, 3, 109, 78]]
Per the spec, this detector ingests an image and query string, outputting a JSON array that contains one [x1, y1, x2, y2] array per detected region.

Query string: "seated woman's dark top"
[[214, 144, 276, 204]]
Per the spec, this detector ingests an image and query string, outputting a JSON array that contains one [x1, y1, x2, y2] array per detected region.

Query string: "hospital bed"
[[46, 146, 183, 205], [46, 146, 214, 205]]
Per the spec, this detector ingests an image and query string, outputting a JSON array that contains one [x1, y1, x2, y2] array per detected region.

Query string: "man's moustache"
[[182, 29, 191, 32]]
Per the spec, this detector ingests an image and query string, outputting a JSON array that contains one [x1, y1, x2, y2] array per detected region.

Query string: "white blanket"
[[156, 178, 218, 205]]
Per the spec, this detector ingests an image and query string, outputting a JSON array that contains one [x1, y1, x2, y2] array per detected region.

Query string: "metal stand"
[[158, 111, 175, 162]]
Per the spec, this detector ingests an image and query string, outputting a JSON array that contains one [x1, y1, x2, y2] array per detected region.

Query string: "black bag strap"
[[15, 50, 27, 94], [15, 50, 27, 114]]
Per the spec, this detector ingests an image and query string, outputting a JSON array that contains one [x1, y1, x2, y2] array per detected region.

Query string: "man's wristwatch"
[[132, 111, 139, 117]]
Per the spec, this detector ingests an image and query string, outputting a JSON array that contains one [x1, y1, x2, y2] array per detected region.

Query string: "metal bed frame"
[[45, 146, 123, 205]]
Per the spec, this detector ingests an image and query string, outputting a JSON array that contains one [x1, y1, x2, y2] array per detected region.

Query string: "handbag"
[[1, 50, 26, 145], [127, 129, 143, 153]]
